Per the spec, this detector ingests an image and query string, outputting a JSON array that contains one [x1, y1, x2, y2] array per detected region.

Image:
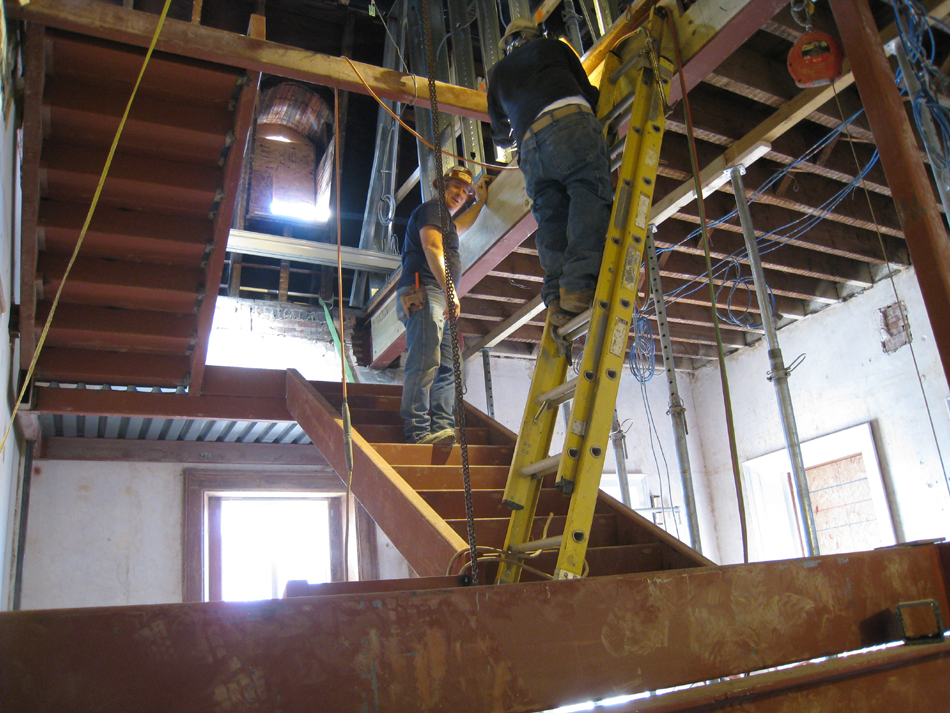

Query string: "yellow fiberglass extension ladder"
[[496, 9, 674, 583]]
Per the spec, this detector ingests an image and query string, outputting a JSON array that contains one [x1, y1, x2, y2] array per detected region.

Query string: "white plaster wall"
[[1, 86, 22, 610], [692, 267, 950, 564], [20, 461, 183, 609], [465, 353, 718, 561]]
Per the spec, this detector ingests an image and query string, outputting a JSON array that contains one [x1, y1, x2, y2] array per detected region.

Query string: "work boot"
[[559, 287, 595, 314], [547, 298, 575, 328], [421, 428, 456, 445]]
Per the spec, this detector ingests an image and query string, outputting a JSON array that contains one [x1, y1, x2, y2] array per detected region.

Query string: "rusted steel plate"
[[189, 28, 261, 395], [285, 369, 467, 576], [1, 544, 946, 713], [29, 385, 292, 422], [609, 638, 950, 712]]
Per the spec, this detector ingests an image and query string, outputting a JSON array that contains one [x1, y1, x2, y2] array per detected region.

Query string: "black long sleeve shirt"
[[487, 38, 600, 149]]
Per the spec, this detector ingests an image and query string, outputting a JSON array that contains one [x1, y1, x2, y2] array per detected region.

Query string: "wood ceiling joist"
[[659, 215, 875, 286], [657, 136, 902, 238], [661, 250, 840, 304], [664, 87, 890, 195], [677, 190, 908, 266]]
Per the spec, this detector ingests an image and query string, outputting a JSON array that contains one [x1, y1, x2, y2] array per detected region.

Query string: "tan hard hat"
[[433, 165, 475, 194], [499, 19, 541, 54]]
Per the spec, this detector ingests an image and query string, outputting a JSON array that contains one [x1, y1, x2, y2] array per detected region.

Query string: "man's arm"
[[453, 180, 488, 235], [487, 79, 515, 149], [420, 225, 461, 319]]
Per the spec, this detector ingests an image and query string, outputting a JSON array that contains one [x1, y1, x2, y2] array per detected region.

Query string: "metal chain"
[[419, 0, 479, 585]]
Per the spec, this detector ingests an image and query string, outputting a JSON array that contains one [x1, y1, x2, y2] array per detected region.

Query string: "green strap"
[[319, 297, 354, 383]]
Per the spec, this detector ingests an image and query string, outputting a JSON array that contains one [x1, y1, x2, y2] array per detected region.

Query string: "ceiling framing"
[[5, 0, 947, 425]]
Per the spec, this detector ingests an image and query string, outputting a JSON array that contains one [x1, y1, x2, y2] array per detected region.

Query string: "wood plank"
[[0, 544, 946, 712], [9, 0, 489, 121], [285, 369, 467, 577], [38, 437, 329, 465]]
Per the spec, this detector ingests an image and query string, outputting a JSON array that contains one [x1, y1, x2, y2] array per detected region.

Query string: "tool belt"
[[400, 283, 427, 313]]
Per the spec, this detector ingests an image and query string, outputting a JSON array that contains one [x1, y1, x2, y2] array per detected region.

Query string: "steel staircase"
[[286, 375, 712, 584]]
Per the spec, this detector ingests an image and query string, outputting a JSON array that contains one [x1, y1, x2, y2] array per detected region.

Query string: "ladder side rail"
[[555, 46, 673, 580]]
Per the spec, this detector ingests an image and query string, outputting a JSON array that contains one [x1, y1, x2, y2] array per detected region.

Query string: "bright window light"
[[270, 199, 330, 223], [220, 497, 332, 601]]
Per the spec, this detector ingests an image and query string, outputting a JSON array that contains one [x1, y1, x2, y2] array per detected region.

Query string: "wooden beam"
[[1, 544, 945, 711], [37, 437, 328, 465], [8, 0, 490, 121]]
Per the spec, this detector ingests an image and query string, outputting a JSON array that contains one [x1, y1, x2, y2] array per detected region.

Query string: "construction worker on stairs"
[[487, 19, 614, 328], [396, 165, 488, 445]]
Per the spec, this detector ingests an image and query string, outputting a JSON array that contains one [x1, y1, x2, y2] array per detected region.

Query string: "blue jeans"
[[397, 285, 456, 443], [519, 110, 613, 306]]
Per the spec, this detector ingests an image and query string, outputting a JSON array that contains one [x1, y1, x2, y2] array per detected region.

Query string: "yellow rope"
[[0, 0, 173, 456], [343, 56, 517, 172]]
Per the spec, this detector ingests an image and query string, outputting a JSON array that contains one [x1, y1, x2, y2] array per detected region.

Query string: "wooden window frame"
[[183, 468, 377, 602]]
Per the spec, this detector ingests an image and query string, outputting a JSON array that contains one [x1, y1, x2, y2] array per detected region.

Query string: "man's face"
[[444, 178, 471, 214]]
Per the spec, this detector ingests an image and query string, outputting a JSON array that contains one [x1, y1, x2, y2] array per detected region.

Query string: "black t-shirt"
[[487, 37, 600, 149], [398, 199, 461, 290]]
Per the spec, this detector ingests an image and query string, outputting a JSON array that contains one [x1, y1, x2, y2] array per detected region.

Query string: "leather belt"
[[523, 103, 593, 142]]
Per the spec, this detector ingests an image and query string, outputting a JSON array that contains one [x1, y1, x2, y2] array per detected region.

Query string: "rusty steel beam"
[[0, 544, 946, 712], [609, 638, 950, 712], [28, 385, 292, 422], [37, 437, 327, 465], [18, 25, 45, 369], [829, 0, 950, 382], [285, 369, 467, 576], [189, 18, 263, 395]]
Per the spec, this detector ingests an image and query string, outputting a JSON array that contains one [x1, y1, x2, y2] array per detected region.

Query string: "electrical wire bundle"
[[891, 0, 950, 173]]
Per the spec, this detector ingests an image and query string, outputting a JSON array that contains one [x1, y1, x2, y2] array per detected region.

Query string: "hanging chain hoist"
[[419, 0, 480, 585]]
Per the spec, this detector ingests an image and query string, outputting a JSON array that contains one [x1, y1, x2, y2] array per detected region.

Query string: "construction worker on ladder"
[[487, 19, 613, 328]]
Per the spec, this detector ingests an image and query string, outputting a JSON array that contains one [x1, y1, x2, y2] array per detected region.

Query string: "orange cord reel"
[[788, 29, 845, 88]]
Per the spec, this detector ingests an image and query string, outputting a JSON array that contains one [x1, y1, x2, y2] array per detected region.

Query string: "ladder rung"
[[556, 308, 592, 341], [509, 535, 563, 554], [519, 453, 561, 478], [535, 377, 578, 407]]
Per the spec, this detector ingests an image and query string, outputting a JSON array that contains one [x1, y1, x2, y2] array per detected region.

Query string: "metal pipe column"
[[481, 348, 495, 419], [609, 410, 632, 507], [829, 0, 950, 382], [729, 166, 819, 558], [645, 227, 702, 553]]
